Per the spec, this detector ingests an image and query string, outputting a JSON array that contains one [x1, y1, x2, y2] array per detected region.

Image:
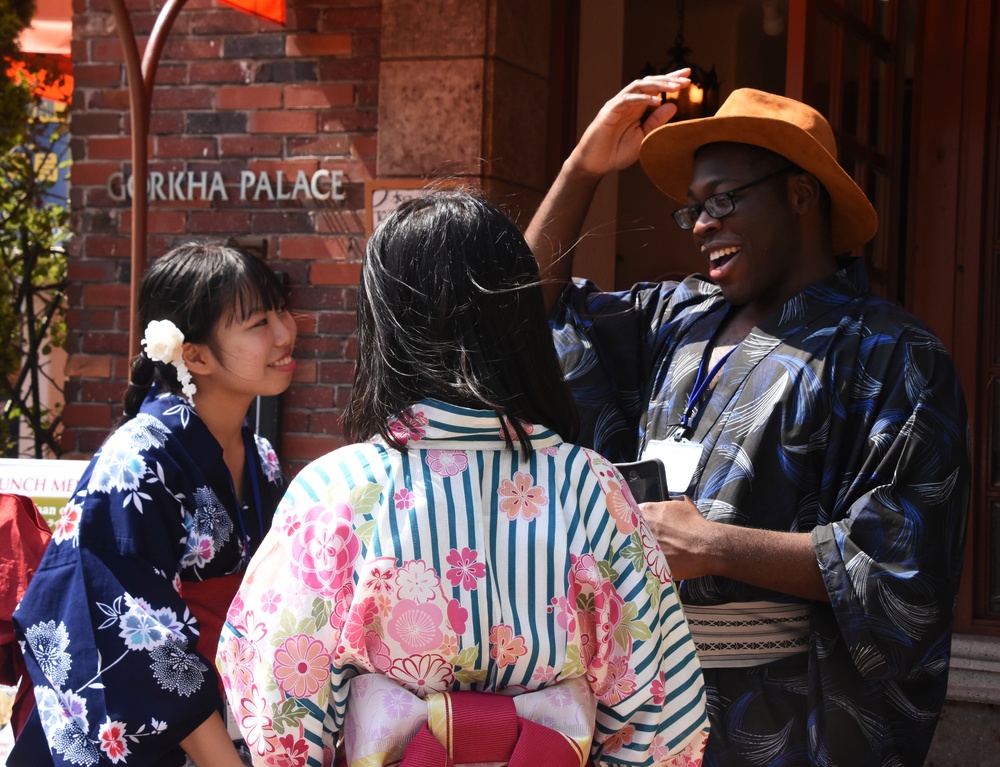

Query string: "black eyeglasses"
[[672, 167, 795, 230]]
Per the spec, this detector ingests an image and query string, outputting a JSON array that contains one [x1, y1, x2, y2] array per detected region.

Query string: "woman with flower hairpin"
[[11, 243, 297, 767], [218, 191, 709, 767]]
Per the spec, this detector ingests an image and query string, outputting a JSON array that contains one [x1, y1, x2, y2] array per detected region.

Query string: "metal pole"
[[108, 0, 188, 361]]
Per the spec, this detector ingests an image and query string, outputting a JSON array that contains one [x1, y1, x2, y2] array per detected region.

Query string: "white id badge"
[[642, 437, 703, 495]]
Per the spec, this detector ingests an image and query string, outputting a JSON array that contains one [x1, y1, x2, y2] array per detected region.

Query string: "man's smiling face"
[[687, 142, 809, 318]]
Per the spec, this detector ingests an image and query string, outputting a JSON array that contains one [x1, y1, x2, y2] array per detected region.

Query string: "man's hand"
[[640, 495, 716, 582], [568, 69, 692, 178], [639, 495, 831, 602], [525, 69, 691, 311]]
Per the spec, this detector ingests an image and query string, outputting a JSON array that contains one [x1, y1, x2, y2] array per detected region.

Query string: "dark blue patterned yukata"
[[11, 385, 286, 766], [550, 257, 971, 766]]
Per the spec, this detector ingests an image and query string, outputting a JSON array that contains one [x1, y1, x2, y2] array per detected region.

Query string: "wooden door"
[[785, 0, 906, 303], [790, 0, 999, 634], [907, 0, 998, 634]]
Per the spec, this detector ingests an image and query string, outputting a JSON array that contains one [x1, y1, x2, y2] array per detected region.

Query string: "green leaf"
[[454, 668, 488, 685], [273, 609, 314, 647], [559, 645, 585, 679], [270, 697, 308, 736], [644, 572, 661, 608], [615, 602, 652, 648], [348, 482, 384, 518], [620, 536, 646, 573], [453, 645, 479, 669], [355, 519, 376, 547], [598, 559, 620, 581], [310, 598, 331, 633]]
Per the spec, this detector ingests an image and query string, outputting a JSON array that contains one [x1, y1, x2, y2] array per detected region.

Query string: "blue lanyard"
[[679, 345, 738, 431]]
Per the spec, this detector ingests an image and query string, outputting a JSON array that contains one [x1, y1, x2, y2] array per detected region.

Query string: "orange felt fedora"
[[639, 88, 878, 254]]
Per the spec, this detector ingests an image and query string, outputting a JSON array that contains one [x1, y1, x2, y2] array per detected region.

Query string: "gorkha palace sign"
[[107, 168, 346, 202]]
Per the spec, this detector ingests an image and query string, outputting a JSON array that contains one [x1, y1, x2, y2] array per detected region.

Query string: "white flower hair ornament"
[[141, 319, 197, 402]]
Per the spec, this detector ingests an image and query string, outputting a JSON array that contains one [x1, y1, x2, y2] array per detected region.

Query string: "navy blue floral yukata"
[[550, 257, 971, 766], [11, 385, 286, 766]]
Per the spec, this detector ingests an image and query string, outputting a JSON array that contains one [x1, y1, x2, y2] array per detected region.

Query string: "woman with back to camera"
[[219, 190, 709, 766], [12, 243, 297, 766]]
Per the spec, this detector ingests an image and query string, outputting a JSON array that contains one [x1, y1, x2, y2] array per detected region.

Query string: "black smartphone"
[[615, 459, 668, 504]]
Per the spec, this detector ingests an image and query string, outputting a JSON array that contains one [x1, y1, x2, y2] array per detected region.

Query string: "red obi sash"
[[182, 572, 243, 698], [400, 689, 592, 767]]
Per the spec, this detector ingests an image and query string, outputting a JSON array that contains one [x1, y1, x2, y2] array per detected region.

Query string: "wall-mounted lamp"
[[640, 0, 720, 121], [762, 0, 786, 36]]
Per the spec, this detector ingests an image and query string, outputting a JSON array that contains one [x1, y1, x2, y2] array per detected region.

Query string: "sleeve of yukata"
[[218, 455, 353, 767], [550, 279, 679, 461], [812, 322, 971, 680], [577, 452, 709, 766], [13, 436, 223, 765]]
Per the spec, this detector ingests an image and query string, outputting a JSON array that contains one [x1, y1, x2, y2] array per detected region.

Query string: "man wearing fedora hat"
[[527, 73, 970, 766]]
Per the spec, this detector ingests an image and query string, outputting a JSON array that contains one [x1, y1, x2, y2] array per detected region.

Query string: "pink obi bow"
[[343, 674, 597, 767]]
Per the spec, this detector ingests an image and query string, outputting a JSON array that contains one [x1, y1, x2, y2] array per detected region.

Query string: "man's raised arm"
[[525, 70, 691, 311]]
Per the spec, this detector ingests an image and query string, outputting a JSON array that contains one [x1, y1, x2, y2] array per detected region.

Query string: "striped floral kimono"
[[218, 399, 708, 766]]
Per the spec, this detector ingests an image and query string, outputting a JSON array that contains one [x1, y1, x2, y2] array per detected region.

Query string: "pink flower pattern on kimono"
[[290, 503, 359, 598], [498, 418, 533, 442], [445, 547, 486, 590], [389, 653, 454, 696], [342, 596, 379, 650], [638, 521, 672, 584], [650, 670, 669, 706], [270, 734, 309, 767], [328, 582, 355, 632], [497, 471, 547, 521], [550, 595, 576, 633], [260, 589, 282, 614], [227, 607, 267, 645], [238, 684, 277, 757], [532, 665, 556, 684], [394, 560, 438, 603], [221, 634, 257, 692], [653, 730, 709, 766], [387, 408, 428, 445], [425, 450, 469, 477], [490, 623, 527, 668], [393, 487, 414, 510], [566, 553, 631, 685], [595, 655, 637, 705], [273, 634, 332, 698], [386, 599, 444, 653], [364, 565, 394, 595], [447, 599, 468, 635], [364, 629, 392, 673], [605, 479, 639, 535], [602, 724, 636, 755]]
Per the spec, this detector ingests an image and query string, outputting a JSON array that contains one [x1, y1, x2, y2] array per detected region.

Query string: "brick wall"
[[64, 0, 380, 475]]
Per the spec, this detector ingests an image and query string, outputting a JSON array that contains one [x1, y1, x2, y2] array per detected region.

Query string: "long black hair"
[[122, 242, 288, 422], [344, 189, 579, 455]]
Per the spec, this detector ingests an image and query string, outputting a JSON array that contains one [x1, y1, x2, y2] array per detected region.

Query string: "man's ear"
[[788, 172, 822, 215], [182, 342, 213, 375]]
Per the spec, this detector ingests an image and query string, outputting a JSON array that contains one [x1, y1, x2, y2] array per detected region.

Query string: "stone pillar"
[[377, 0, 552, 219]]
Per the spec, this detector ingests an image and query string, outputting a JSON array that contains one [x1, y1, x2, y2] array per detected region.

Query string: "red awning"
[[217, 0, 286, 25], [18, 19, 71, 56]]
